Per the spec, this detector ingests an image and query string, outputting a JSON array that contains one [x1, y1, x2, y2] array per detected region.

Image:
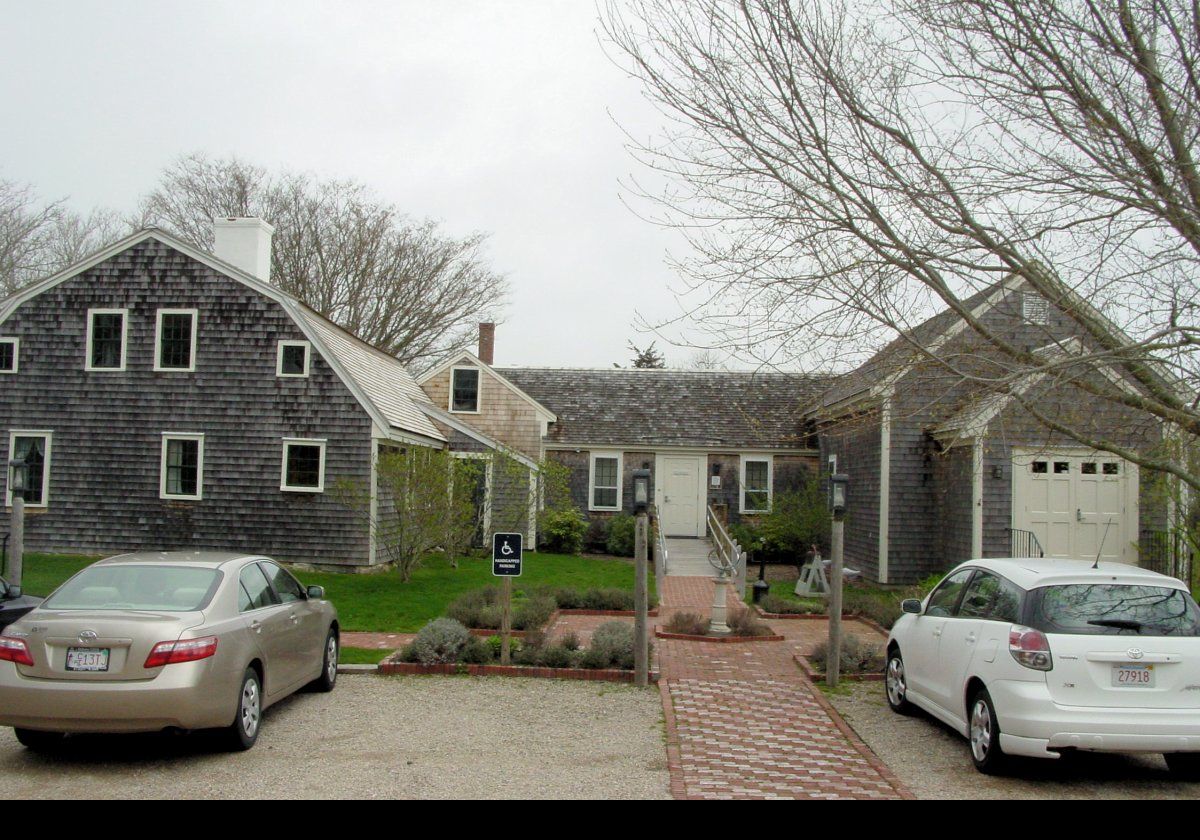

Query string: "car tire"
[[884, 649, 915, 715], [224, 667, 262, 752], [309, 629, 338, 693], [13, 728, 65, 751], [1164, 752, 1200, 778], [968, 687, 1008, 774]]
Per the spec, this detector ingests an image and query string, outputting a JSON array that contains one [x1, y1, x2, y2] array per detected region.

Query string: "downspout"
[[879, 398, 891, 584], [972, 438, 984, 559]]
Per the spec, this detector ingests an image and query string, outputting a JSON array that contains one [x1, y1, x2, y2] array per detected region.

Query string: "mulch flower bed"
[[379, 655, 657, 684], [793, 653, 884, 682], [752, 605, 890, 636]]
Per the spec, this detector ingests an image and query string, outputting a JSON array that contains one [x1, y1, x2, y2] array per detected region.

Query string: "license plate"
[[66, 647, 110, 672], [1112, 663, 1155, 687]]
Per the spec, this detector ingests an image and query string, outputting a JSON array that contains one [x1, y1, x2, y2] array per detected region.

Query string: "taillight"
[[144, 636, 218, 669], [1009, 625, 1053, 671], [0, 636, 34, 667]]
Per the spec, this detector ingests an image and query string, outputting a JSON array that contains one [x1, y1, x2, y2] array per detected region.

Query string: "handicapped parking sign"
[[492, 532, 523, 577]]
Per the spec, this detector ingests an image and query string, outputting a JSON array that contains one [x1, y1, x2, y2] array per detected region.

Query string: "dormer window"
[[86, 309, 128, 371], [277, 340, 311, 378], [0, 338, 17, 374], [155, 309, 198, 372], [450, 367, 480, 413]]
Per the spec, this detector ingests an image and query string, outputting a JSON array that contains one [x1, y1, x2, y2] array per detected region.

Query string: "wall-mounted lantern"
[[632, 468, 650, 514], [828, 473, 849, 520], [8, 458, 27, 499]]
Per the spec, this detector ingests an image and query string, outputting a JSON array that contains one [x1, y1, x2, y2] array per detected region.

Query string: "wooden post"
[[9, 493, 23, 588], [500, 575, 512, 666], [634, 512, 649, 688], [826, 516, 844, 688]]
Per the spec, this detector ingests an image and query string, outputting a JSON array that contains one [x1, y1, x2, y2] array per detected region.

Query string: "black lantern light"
[[828, 473, 849, 520], [632, 468, 650, 514]]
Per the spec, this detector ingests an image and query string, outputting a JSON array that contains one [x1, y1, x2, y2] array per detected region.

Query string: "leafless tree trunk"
[[603, 0, 1200, 491], [136, 154, 507, 368]]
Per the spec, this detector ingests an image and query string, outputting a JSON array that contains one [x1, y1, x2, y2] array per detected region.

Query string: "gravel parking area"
[[0, 675, 670, 799], [828, 681, 1200, 799]]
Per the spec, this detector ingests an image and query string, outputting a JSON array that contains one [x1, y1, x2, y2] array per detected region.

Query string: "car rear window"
[[43, 565, 222, 612], [1028, 584, 1200, 637]]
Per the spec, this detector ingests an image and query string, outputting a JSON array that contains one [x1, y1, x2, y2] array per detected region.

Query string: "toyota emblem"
[[79, 630, 98, 642], [1126, 647, 1144, 660]]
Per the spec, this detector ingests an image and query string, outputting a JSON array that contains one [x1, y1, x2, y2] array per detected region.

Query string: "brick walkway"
[[656, 577, 909, 800]]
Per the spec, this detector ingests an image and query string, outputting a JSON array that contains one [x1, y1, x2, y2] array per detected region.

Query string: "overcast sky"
[[0, 0, 714, 369]]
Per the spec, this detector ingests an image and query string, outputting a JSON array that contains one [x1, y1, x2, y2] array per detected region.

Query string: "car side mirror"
[[901, 598, 922, 615], [306, 585, 325, 600]]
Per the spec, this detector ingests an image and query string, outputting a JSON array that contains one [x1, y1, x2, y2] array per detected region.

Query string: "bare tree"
[[137, 154, 507, 367], [603, 0, 1200, 491]]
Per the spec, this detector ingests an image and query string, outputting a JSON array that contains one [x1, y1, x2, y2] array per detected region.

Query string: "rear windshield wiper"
[[1088, 618, 1145, 632]]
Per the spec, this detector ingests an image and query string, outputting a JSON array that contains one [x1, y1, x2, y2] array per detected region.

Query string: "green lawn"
[[13, 551, 653, 634], [338, 646, 391, 665]]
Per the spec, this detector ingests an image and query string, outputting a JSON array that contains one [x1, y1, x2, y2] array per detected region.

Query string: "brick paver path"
[[656, 577, 909, 800]]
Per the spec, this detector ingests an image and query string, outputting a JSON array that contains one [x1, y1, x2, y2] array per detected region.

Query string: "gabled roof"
[[0, 228, 445, 445], [418, 351, 557, 422], [500, 367, 833, 450]]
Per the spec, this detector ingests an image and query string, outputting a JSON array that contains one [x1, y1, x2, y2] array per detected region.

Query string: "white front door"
[[658, 455, 705, 537], [1012, 448, 1138, 564]]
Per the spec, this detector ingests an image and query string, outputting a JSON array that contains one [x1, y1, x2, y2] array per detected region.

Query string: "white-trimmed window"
[[589, 452, 622, 511], [741, 456, 773, 514], [0, 338, 18, 374], [277, 340, 311, 378], [6, 431, 51, 508], [160, 433, 204, 500], [450, 366, 480, 413], [281, 438, 326, 492], [154, 309, 198, 372], [86, 309, 128, 371]]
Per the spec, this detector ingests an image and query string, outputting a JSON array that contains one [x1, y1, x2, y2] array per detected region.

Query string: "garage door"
[[1012, 448, 1138, 565]]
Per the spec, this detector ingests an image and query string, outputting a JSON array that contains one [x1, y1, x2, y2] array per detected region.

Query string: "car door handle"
[[250, 620, 262, 634], [289, 612, 299, 624], [932, 627, 942, 638], [965, 632, 977, 644]]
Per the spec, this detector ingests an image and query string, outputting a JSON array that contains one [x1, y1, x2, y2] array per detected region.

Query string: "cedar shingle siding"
[[0, 239, 375, 566]]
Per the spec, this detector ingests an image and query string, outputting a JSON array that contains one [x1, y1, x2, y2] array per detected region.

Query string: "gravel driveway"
[[829, 681, 1200, 799], [0, 675, 670, 799]]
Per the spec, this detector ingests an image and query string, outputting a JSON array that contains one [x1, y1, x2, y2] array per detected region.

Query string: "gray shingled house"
[[0, 220, 448, 570], [809, 275, 1171, 585]]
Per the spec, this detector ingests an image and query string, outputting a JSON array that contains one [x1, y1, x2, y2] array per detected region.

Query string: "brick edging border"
[[378, 655, 658, 684], [654, 629, 786, 643], [658, 679, 687, 800], [793, 653, 885, 682], [800, 674, 916, 800]]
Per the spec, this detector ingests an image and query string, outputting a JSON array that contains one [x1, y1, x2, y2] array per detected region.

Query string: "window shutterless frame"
[[85, 309, 129, 371], [153, 309, 198, 372], [276, 340, 311, 378], [159, 432, 205, 501], [589, 451, 622, 511], [740, 455, 773, 513], [281, 438, 327, 493], [6, 430, 52, 508], [0, 337, 18, 374], [449, 366, 481, 413]]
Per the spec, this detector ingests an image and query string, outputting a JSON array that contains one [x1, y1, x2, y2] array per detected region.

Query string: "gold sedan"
[[0, 551, 339, 751]]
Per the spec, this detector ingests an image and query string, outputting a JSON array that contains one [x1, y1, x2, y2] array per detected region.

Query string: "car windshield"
[[1029, 583, 1200, 637], [43, 565, 221, 612]]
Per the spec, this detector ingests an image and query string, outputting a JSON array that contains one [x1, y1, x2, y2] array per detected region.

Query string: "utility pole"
[[632, 468, 650, 688], [7, 459, 26, 587], [827, 474, 849, 688]]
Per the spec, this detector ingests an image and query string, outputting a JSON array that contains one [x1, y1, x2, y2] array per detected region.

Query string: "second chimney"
[[212, 217, 274, 282], [478, 322, 495, 365]]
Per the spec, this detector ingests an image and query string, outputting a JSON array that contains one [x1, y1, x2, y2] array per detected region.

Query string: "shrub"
[[580, 647, 614, 670], [458, 636, 494, 664], [585, 620, 637, 669], [664, 611, 709, 635], [486, 634, 522, 660], [581, 588, 634, 611], [540, 507, 588, 554], [584, 518, 610, 552], [513, 593, 557, 631], [759, 480, 831, 560], [410, 618, 471, 665], [558, 631, 582, 651], [536, 644, 579, 669], [760, 594, 824, 615], [727, 608, 773, 637], [548, 586, 584, 609], [808, 635, 885, 675], [446, 587, 501, 628], [605, 514, 637, 557]]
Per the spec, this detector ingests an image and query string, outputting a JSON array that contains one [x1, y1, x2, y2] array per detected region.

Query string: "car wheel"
[[1164, 752, 1200, 778], [224, 667, 262, 751], [309, 629, 338, 693], [13, 728, 65, 751], [968, 687, 1008, 774], [885, 649, 915, 715]]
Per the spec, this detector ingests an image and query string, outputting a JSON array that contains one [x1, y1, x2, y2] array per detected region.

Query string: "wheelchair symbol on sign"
[[500, 540, 514, 556]]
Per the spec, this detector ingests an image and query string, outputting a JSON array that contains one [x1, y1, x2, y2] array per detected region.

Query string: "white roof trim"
[[419, 351, 557, 423], [419, 403, 538, 470], [543, 443, 818, 455], [0, 228, 445, 445]]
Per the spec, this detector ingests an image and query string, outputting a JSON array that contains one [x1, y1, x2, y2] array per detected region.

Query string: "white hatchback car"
[[886, 558, 1200, 774]]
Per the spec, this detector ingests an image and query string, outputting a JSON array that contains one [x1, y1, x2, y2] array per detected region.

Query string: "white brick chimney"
[[212, 217, 274, 282]]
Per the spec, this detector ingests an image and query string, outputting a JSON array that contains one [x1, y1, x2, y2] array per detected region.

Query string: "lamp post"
[[632, 468, 650, 688], [827, 474, 849, 688], [8, 458, 27, 587]]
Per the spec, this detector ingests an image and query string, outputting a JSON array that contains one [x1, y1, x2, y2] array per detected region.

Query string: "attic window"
[[155, 309, 198, 372], [1022, 293, 1050, 325], [450, 367, 480, 413], [277, 341, 311, 377], [0, 338, 17, 373]]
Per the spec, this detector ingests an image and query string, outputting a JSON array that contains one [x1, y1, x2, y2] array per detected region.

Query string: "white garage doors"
[[1012, 448, 1139, 565]]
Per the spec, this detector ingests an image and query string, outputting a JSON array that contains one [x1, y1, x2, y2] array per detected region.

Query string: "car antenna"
[[1092, 518, 1114, 569]]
